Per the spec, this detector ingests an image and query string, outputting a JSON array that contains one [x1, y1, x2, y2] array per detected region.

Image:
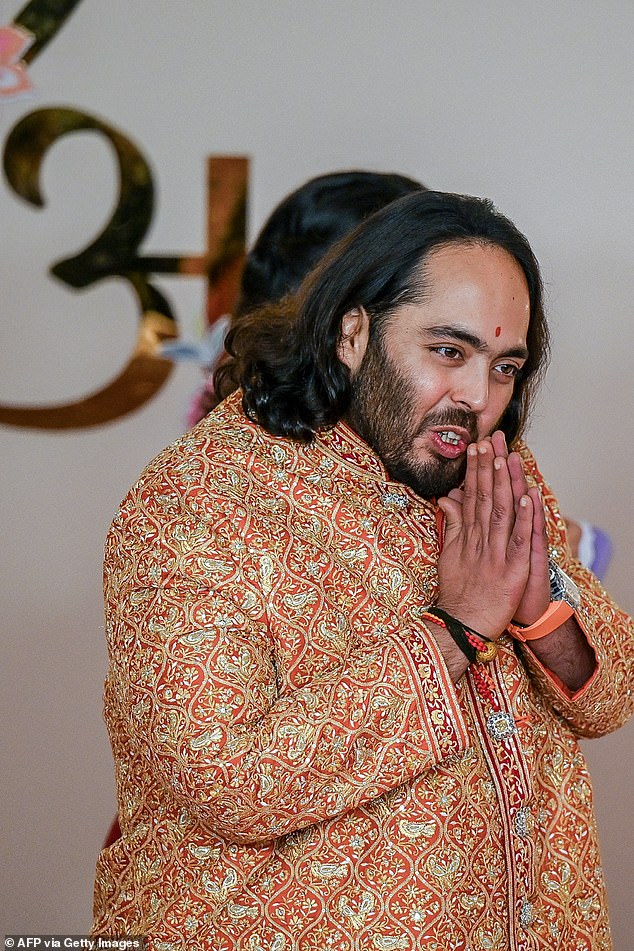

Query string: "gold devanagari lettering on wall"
[[2, 2, 249, 428]]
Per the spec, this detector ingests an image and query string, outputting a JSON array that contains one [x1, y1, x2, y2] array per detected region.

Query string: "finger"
[[508, 493, 534, 560], [508, 450, 529, 512], [525, 486, 551, 614], [490, 453, 515, 541], [475, 439, 495, 532], [528, 485, 548, 558], [491, 430, 508, 459], [461, 442, 479, 525]]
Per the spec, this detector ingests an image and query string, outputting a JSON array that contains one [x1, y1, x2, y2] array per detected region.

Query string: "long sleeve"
[[105, 477, 470, 846], [517, 445, 634, 737]]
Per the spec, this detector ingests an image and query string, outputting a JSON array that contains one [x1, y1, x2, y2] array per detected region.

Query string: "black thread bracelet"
[[423, 606, 497, 664]]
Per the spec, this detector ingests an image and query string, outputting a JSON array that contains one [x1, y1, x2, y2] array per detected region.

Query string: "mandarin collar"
[[318, 419, 388, 481], [316, 420, 439, 514]]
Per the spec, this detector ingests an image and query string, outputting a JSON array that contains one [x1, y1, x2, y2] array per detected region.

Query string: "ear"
[[337, 307, 370, 373]]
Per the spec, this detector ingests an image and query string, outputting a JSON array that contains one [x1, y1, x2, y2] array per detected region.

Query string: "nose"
[[450, 364, 489, 412]]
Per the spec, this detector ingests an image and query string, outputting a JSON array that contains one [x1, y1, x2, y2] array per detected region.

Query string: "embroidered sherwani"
[[93, 392, 634, 950]]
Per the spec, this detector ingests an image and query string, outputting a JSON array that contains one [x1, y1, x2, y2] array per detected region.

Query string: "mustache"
[[416, 409, 478, 442]]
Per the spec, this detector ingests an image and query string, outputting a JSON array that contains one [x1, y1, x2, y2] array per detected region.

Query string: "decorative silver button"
[[515, 806, 530, 838], [486, 711, 517, 741], [381, 492, 409, 510], [520, 898, 534, 929]]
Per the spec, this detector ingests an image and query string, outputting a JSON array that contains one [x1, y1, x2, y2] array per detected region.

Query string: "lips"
[[428, 426, 472, 459]]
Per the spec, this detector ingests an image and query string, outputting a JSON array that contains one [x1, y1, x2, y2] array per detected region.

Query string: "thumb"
[[437, 496, 463, 542]]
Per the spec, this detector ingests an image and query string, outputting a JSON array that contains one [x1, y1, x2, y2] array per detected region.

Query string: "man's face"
[[340, 242, 531, 498]]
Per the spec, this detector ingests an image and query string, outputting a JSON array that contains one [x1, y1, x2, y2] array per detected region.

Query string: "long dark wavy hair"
[[225, 190, 550, 445]]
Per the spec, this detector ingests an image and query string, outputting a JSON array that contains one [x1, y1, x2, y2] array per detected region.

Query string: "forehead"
[[419, 241, 529, 312], [383, 240, 531, 342], [377, 240, 532, 362]]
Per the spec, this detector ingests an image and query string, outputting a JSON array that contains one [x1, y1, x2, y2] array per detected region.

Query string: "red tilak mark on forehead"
[[495, 326, 501, 337]]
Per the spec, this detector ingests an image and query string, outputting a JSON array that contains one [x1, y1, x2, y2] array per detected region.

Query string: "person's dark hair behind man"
[[212, 170, 424, 407], [236, 170, 424, 314]]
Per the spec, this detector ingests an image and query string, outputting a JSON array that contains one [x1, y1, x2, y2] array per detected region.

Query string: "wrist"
[[508, 600, 574, 642], [509, 561, 581, 643], [422, 606, 498, 705], [423, 606, 498, 664], [412, 616, 470, 684], [433, 601, 502, 642]]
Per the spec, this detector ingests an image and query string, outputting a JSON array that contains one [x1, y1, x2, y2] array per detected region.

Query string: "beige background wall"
[[1, 0, 632, 945]]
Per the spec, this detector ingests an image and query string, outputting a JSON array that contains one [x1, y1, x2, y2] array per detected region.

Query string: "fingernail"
[[494, 458, 503, 470]]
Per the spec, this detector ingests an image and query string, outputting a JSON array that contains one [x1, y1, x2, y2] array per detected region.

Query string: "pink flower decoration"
[[0, 24, 35, 100]]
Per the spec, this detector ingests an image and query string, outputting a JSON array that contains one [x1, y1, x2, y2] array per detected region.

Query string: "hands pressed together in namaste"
[[436, 430, 551, 641], [429, 432, 594, 691]]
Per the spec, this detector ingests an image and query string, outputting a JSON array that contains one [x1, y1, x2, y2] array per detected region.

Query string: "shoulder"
[[111, 391, 310, 530], [131, 391, 261, 493]]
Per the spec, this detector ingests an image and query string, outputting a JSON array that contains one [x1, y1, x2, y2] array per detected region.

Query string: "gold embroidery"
[[93, 395, 633, 950]]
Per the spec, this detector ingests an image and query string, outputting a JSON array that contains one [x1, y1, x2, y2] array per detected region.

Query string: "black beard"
[[346, 335, 478, 499]]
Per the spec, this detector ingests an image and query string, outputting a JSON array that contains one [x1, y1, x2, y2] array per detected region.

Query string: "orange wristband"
[[508, 600, 574, 642]]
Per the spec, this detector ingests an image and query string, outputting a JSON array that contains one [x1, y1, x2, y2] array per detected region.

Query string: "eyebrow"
[[421, 324, 529, 361]]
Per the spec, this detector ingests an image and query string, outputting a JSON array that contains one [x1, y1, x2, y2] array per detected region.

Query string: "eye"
[[494, 362, 522, 378], [432, 346, 462, 360]]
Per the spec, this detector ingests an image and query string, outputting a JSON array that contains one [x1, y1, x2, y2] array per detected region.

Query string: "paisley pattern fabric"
[[93, 392, 634, 950]]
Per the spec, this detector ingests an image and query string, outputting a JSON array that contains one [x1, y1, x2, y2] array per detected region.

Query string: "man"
[[186, 168, 611, 580], [93, 190, 633, 949]]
